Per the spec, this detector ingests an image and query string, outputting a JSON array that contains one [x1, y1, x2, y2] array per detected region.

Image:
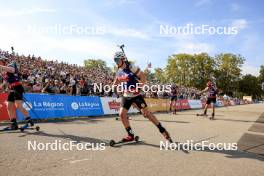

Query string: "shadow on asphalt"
[[191, 135, 264, 161], [13, 129, 264, 162], [130, 119, 190, 123], [214, 118, 264, 123], [18, 130, 109, 145], [196, 147, 264, 161], [0, 118, 107, 127]]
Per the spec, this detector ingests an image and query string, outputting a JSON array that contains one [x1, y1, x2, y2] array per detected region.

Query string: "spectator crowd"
[[0, 49, 201, 99]]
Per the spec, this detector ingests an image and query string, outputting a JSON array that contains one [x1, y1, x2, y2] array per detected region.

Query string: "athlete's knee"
[[119, 109, 127, 119], [141, 108, 151, 118], [15, 101, 23, 109]]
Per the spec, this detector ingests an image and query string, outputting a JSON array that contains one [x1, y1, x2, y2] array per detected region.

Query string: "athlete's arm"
[[135, 71, 146, 84], [0, 65, 15, 73], [112, 77, 120, 86], [199, 87, 208, 94], [130, 64, 146, 84]]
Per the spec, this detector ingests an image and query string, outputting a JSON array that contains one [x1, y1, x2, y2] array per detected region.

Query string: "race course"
[[0, 103, 264, 176]]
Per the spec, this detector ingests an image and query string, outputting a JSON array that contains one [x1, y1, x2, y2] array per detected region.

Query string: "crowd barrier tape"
[[16, 93, 104, 120]]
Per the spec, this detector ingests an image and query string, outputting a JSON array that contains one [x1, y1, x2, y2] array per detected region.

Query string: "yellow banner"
[[145, 98, 169, 112]]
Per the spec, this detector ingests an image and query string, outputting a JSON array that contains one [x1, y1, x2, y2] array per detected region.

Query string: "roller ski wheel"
[[36, 126, 40, 131], [109, 140, 116, 147], [135, 136, 139, 142]]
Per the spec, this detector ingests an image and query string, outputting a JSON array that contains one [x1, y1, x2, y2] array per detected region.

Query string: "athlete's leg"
[[203, 97, 213, 115], [119, 107, 130, 128], [173, 100, 177, 114], [141, 107, 159, 125], [15, 100, 34, 126], [7, 92, 18, 129], [119, 97, 134, 141], [141, 107, 172, 141], [7, 101, 18, 129], [7, 102, 16, 120], [169, 99, 173, 112], [211, 103, 215, 119], [15, 100, 29, 117], [203, 104, 208, 115]]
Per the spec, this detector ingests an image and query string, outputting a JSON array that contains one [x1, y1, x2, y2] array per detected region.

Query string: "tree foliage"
[[84, 59, 108, 70], [238, 74, 262, 99]]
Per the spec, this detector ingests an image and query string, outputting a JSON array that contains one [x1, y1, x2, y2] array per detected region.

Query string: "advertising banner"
[[180, 99, 191, 110], [145, 98, 169, 112], [0, 93, 9, 121], [216, 100, 224, 107], [17, 94, 104, 120], [188, 100, 202, 109], [101, 97, 139, 115]]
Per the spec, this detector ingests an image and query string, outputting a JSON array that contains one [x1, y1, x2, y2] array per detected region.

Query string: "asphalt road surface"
[[0, 104, 263, 176]]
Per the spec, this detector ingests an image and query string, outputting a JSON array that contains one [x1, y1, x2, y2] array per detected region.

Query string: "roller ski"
[[109, 135, 139, 147], [20, 117, 40, 132], [0, 122, 19, 132], [0, 118, 39, 132], [19, 123, 40, 132], [196, 113, 208, 117]]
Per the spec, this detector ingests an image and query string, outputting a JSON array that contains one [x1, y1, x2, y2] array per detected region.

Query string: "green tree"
[[190, 53, 215, 89], [154, 67, 166, 84], [214, 53, 245, 96], [84, 59, 108, 70], [239, 74, 262, 99], [144, 69, 155, 83], [165, 54, 193, 85], [258, 65, 264, 83], [165, 53, 215, 88]]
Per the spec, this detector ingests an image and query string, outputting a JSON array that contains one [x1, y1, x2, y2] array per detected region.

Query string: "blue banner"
[[17, 93, 104, 120], [215, 100, 224, 107]]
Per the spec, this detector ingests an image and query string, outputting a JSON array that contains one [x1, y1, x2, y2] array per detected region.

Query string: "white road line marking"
[[69, 158, 90, 164]]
